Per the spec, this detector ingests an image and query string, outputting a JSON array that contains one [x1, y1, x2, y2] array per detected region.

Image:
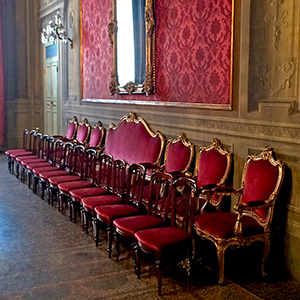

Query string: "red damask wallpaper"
[[82, 0, 233, 108]]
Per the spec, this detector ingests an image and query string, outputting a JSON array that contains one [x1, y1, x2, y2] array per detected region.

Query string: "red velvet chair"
[[38, 142, 77, 204], [194, 147, 285, 284], [53, 115, 78, 142], [193, 138, 232, 214], [9, 129, 40, 178], [73, 118, 92, 144], [33, 139, 69, 199], [143, 132, 194, 177], [22, 134, 54, 187], [113, 172, 173, 262], [57, 148, 98, 220], [5, 128, 33, 174], [84, 121, 105, 150], [93, 163, 146, 258], [46, 144, 88, 208], [134, 177, 197, 296], [72, 156, 123, 233]]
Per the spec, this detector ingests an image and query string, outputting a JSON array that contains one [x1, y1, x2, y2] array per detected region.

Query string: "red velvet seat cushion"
[[5, 149, 28, 156], [95, 204, 139, 225], [135, 227, 191, 253], [39, 170, 70, 180], [21, 158, 47, 167], [58, 180, 94, 194], [82, 195, 122, 212], [33, 166, 59, 175], [26, 162, 51, 170], [14, 154, 36, 161], [48, 175, 81, 187], [69, 187, 107, 202], [113, 215, 164, 239], [194, 212, 263, 239]]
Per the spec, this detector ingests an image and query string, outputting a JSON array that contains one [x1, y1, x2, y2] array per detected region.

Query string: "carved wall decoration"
[[257, 58, 295, 96], [264, 0, 288, 50], [81, 0, 234, 109], [249, 0, 299, 113]]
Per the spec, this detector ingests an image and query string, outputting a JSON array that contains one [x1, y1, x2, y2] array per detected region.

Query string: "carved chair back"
[[124, 163, 146, 209], [104, 112, 165, 165], [76, 118, 92, 144], [66, 116, 78, 140], [88, 121, 106, 148], [238, 147, 284, 229], [164, 132, 194, 174]]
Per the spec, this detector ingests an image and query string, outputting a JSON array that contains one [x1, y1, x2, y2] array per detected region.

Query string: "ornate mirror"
[[109, 0, 155, 95]]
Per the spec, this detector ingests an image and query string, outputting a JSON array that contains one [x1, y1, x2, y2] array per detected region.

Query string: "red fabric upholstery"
[[95, 204, 139, 225], [197, 149, 228, 187], [113, 215, 164, 239], [194, 212, 263, 239], [14, 154, 36, 161], [76, 124, 89, 143], [89, 127, 102, 147], [39, 170, 69, 180], [58, 180, 94, 194], [241, 159, 279, 220], [165, 141, 191, 173], [66, 122, 76, 139], [82, 195, 122, 212], [33, 167, 63, 176], [48, 175, 81, 186], [135, 227, 191, 253], [27, 162, 52, 171], [21, 159, 48, 167], [5, 149, 28, 156], [9, 152, 33, 159], [69, 187, 107, 202], [105, 121, 162, 164]]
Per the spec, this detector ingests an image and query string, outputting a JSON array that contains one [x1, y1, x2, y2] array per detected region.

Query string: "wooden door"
[[44, 44, 59, 136]]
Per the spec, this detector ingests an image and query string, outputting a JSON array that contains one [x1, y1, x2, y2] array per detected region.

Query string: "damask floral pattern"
[[82, 0, 233, 106]]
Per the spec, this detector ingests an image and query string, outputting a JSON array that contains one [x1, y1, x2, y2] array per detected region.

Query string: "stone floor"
[[1, 154, 300, 299]]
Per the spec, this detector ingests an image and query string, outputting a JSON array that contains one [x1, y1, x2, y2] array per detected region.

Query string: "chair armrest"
[[234, 201, 269, 212], [211, 186, 243, 196]]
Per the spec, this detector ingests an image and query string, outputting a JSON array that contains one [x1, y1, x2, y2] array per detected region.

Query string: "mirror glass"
[[109, 0, 155, 95]]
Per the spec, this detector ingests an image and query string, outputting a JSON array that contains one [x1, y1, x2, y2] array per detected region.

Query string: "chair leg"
[[80, 205, 85, 232], [32, 176, 38, 194], [107, 225, 113, 258], [134, 243, 141, 279], [115, 233, 120, 262], [216, 245, 226, 284], [16, 163, 20, 179], [92, 217, 99, 247], [11, 160, 15, 175], [27, 171, 32, 189], [40, 181, 46, 200], [261, 239, 270, 277], [155, 256, 162, 296], [68, 199, 73, 221], [7, 156, 11, 173]]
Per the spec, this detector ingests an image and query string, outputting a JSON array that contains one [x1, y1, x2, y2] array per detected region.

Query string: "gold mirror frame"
[[108, 0, 155, 96]]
